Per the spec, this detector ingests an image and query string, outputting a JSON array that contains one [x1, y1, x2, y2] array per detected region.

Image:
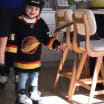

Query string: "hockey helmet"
[[26, 0, 45, 9]]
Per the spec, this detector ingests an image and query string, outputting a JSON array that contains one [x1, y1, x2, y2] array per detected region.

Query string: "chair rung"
[[61, 72, 72, 79], [80, 77, 104, 84], [94, 90, 104, 95], [77, 80, 91, 90]]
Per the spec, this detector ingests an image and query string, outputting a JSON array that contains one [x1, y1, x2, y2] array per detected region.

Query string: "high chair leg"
[[84, 56, 90, 77], [68, 53, 78, 101], [88, 56, 102, 104], [71, 52, 88, 98], [54, 48, 69, 88], [100, 63, 104, 82]]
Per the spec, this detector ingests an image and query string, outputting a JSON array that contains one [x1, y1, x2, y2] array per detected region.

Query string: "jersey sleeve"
[[41, 19, 60, 50], [6, 33, 18, 53]]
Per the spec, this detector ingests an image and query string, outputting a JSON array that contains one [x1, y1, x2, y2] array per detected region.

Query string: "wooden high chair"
[[53, 9, 74, 89], [69, 9, 104, 104]]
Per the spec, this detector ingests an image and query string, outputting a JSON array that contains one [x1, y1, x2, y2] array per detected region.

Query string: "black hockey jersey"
[[6, 16, 60, 72]]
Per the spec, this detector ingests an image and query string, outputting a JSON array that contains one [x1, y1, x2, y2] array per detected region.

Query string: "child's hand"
[[53, 44, 62, 53], [52, 39, 63, 53]]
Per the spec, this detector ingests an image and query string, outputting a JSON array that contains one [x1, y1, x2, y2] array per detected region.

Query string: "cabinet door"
[[55, 0, 69, 8], [41, 11, 55, 25]]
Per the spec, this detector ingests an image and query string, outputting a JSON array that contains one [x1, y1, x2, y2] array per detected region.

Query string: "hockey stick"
[[54, 22, 73, 33]]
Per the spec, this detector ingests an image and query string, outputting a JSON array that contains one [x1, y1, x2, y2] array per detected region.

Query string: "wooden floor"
[[0, 62, 104, 104]]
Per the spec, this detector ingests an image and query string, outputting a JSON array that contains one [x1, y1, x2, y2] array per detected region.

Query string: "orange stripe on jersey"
[[7, 45, 17, 48], [14, 60, 41, 69], [6, 45, 18, 53], [46, 38, 55, 49]]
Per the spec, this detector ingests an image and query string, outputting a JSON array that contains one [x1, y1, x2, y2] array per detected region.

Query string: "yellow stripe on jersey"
[[14, 60, 41, 69], [46, 38, 56, 49], [6, 45, 17, 53]]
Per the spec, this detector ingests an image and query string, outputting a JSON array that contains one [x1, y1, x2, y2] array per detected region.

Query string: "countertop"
[[91, 9, 104, 14]]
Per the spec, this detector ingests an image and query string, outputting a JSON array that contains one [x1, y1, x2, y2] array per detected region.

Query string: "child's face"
[[25, 6, 40, 18]]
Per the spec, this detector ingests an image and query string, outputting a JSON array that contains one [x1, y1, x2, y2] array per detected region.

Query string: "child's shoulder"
[[37, 16, 45, 23]]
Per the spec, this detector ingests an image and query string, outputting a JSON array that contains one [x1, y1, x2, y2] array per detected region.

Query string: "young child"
[[8, 0, 61, 104]]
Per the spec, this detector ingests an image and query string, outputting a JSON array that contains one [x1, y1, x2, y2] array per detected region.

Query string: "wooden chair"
[[69, 9, 104, 104], [54, 9, 74, 89]]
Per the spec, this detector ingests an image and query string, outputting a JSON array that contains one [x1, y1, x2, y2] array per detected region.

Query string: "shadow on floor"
[[0, 62, 104, 104]]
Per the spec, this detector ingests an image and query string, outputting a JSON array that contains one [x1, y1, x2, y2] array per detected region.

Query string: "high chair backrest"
[[73, 9, 97, 36], [72, 9, 98, 53], [55, 9, 73, 32], [55, 9, 73, 45]]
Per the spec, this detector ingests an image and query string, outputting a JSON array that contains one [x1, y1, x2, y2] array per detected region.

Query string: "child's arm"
[[42, 32, 61, 51], [6, 18, 19, 54], [41, 19, 61, 51], [6, 33, 18, 54]]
